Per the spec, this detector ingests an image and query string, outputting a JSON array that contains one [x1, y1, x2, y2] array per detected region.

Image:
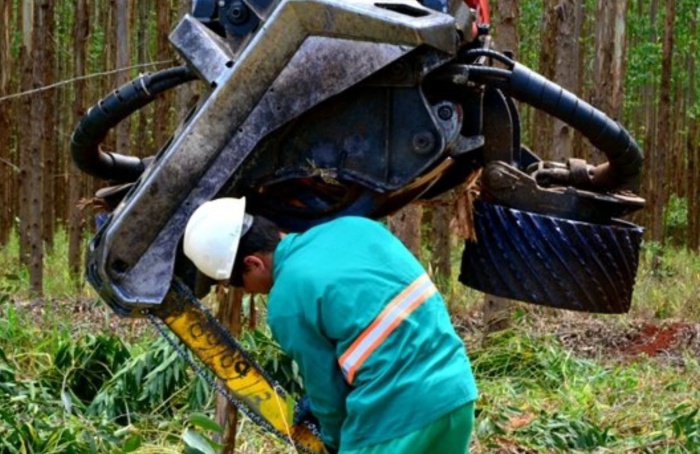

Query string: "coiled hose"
[[436, 60, 643, 193], [70, 66, 196, 182]]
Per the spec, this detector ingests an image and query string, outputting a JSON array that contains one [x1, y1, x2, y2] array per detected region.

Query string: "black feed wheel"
[[459, 200, 644, 314]]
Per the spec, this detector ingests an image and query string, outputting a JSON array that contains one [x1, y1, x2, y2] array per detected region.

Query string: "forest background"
[[1, 0, 700, 453]]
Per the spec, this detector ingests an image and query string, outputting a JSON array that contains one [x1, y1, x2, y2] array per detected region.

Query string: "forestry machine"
[[70, 0, 645, 451]]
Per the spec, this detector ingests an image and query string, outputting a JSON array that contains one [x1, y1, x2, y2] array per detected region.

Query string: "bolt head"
[[438, 105, 453, 120], [412, 131, 435, 154]]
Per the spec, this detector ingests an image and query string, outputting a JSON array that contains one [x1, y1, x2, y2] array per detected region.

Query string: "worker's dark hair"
[[230, 215, 281, 287]]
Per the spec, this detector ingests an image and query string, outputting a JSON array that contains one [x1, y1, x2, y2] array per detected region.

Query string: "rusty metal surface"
[[480, 161, 646, 223]]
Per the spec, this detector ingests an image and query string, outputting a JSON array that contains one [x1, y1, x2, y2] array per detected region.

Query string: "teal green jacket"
[[267, 217, 478, 450]]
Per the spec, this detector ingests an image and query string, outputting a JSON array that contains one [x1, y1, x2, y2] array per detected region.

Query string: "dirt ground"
[[453, 308, 700, 363]]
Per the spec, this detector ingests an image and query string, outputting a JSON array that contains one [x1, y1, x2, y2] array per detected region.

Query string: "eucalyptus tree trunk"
[[52, 3, 67, 240], [154, 2, 173, 149], [533, 0, 557, 159], [389, 204, 423, 260], [215, 286, 243, 454], [688, 9, 698, 251], [642, 0, 659, 234], [136, 0, 151, 156], [550, 0, 578, 162], [20, 0, 50, 295], [40, 0, 55, 251], [19, 0, 33, 268], [689, 121, 699, 251], [589, 0, 627, 163], [495, 0, 519, 56], [651, 0, 676, 262], [480, 0, 523, 333], [0, 0, 13, 245], [431, 199, 452, 294], [115, 0, 131, 156], [69, 0, 90, 279]]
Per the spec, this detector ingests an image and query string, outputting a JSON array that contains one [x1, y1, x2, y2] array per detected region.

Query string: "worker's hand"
[[293, 395, 320, 427]]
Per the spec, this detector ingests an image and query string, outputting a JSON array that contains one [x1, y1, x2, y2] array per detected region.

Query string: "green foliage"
[[49, 334, 131, 404], [633, 242, 700, 319], [0, 272, 20, 305], [473, 327, 700, 453], [666, 403, 700, 450], [241, 328, 304, 397], [472, 330, 595, 391], [0, 296, 215, 453], [88, 335, 212, 423], [665, 194, 689, 245]]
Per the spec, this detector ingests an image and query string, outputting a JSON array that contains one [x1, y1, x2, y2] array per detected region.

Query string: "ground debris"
[[452, 309, 700, 365], [553, 316, 700, 363]]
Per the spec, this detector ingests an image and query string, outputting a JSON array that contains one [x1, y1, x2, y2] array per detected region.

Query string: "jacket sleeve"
[[268, 293, 350, 449]]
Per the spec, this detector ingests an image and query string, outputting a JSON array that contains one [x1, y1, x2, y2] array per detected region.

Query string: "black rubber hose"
[[70, 66, 196, 182], [504, 63, 643, 192], [460, 48, 515, 69]]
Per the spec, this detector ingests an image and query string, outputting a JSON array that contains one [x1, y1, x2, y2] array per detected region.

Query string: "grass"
[[631, 243, 700, 320], [471, 328, 700, 453], [1, 231, 700, 452]]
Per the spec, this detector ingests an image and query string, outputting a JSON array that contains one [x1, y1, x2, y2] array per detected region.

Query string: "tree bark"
[[687, 9, 698, 250], [389, 204, 423, 259], [115, 0, 131, 156], [41, 1, 56, 251], [482, 0, 524, 332], [20, 0, 49, 295], [431, 199, 452, 294], [136, 0, 151, 157], [215, 286, 243, 453], [550, 0, 578, 162], [652, 0, 675, 243], [650, 0, 676, 270], [52, 3, 67, 239], [642, 0, 659, 233], [69, 0, 90, 279], [0, 0, 13, 245], [533, 0, 557, 159], [572, 0, 590, 160], [19, 0, 33, 267], [689, 121, 698, 251], [154, 0, 173, 149], [495, 0, 519, 57]]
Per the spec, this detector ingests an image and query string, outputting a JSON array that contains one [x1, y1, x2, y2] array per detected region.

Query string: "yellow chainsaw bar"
[[149, 278, 325, 454]]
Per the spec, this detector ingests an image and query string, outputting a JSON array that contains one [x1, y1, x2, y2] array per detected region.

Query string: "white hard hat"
[[183, 197, 253, 280]]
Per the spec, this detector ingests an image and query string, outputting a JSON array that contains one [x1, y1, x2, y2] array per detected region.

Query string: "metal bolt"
[[437, 105, 453, 120], [412, 131, 435, 154], [227, 1, 249, 24]]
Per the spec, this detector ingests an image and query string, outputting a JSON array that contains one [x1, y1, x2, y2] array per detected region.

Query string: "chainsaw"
[[70, 0, 644, 451]]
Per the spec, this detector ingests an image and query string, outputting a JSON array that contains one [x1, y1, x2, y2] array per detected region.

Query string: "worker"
[[183, 197, 478, 454]]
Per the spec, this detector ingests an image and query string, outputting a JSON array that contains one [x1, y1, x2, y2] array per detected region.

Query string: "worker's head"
[[184, 197, 281, 294]]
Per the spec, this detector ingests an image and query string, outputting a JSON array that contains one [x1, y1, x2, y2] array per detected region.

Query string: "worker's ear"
[[243, 255, 266, 271]]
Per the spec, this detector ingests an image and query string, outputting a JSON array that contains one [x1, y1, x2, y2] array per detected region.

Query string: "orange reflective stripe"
[[338, 274, 437, 384]]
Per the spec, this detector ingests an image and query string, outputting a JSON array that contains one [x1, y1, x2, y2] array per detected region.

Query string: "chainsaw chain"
[[146, 278, 320, 453]]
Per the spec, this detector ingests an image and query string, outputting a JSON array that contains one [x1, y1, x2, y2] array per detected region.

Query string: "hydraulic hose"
[[436, 61, 643, 192], [70, 66, 196, 182], [504, 63, 642, 192]]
